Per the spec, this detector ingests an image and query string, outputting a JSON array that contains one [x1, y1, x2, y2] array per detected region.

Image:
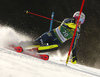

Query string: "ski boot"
[[71, 56, 77, 64]]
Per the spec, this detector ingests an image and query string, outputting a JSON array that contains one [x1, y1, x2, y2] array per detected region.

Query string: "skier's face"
[[75, 19, 81, 26]]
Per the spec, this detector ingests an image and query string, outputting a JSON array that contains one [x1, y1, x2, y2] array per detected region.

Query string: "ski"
[[6, 45, 49, 61]]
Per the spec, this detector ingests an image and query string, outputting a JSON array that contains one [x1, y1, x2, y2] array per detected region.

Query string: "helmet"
[[73, 11, 85, 24]]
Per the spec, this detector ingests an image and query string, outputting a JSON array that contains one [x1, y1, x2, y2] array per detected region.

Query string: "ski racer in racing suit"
[[33, 11, 85, 64]]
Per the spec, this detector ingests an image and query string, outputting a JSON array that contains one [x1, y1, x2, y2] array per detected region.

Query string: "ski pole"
[[66, 0, 85, 64], [26, 11, 62, 24], [49, 12, 54, 31]]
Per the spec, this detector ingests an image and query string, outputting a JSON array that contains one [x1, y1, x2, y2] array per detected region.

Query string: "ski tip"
[[13, 46, 23, 53], [40, 54, 49, 60]]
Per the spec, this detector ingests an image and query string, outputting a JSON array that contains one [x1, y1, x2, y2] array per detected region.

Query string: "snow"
[[0, 25, 31, 47], [0, 26, 100, 77], [0, 48, 100, 77]]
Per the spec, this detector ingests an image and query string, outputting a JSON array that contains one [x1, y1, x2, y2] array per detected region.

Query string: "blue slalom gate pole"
[[49, 12, 54, 31]]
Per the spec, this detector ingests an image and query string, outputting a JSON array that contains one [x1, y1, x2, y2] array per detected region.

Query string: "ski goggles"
[[79, 18, 85, 24]]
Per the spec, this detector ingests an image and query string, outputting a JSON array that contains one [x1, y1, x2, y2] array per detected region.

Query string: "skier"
[[33, 11, 85, 64]]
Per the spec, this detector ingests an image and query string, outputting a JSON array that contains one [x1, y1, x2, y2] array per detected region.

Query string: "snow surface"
[[0, 48, 100, 77], [0, 26, 100, 77]]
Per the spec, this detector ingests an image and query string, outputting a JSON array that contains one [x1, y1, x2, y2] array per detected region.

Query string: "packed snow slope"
[[0, 47, 100, 77], [0, 26, 100, 77]]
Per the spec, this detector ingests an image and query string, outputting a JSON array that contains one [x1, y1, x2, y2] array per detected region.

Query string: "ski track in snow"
[[0, 47, 100, 77]]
